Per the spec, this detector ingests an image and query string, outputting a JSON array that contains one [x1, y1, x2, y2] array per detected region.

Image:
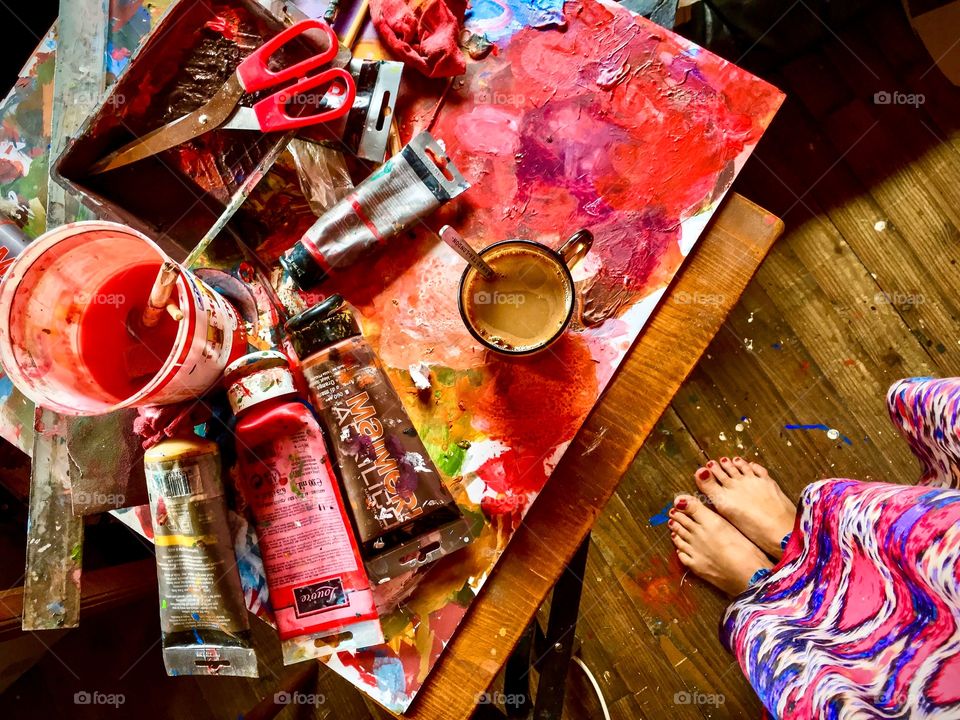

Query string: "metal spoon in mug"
[[439, 225, 496, 280]]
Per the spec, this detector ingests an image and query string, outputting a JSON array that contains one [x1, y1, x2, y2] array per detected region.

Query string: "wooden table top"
[[400, 192, 784, 719]]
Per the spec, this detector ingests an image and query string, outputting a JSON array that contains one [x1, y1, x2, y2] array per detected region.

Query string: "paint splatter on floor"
[[784, 423, 853, 446], [649, 501, 673, 526]]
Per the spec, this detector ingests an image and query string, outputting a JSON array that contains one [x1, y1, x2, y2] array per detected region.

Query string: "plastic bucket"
[[0, 221, 245, 416]]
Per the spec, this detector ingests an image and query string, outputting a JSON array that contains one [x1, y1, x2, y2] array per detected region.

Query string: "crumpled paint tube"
[[279, 131, 469, 290], [144, 435, 258, 677]]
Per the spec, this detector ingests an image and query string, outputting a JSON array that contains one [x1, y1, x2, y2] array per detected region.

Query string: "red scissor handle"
[[236, 19, 340, 93], [252, 67, 356, 131]]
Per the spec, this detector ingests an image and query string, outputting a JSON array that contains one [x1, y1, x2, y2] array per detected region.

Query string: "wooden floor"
[[2, 2, 959, 718]]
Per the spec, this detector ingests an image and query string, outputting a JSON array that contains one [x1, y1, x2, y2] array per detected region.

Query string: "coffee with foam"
[[460, 242, 574, 354]]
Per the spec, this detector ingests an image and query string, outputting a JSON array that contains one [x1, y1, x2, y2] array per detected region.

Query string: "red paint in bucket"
[[78, 262, 181, 400], [0, 221, 246, 416]]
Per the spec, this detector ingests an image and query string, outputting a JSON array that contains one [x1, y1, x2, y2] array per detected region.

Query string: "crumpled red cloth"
[[370, 0, 466, 78], [134, 402, 209, 450]]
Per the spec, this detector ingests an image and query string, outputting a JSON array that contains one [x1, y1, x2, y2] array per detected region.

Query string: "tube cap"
[[224, 350, 297, 415], [284, 295, 361, 359], [279, 242, 329, 291]]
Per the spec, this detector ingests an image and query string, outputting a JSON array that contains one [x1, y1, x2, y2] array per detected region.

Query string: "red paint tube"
[[225, 351, 382, 651]]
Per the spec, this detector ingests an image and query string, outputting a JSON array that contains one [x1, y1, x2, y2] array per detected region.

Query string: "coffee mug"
[[458, 230, 593, 355]]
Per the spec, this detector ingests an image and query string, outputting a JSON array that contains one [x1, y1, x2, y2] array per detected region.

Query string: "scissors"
[[90, 20, 356, 175]]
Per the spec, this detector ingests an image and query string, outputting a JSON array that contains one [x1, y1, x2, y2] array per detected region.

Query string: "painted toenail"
[[676, 499, 688, 510], [707, 461, 715, 467], [734, 456, 742, 461], [697, 469, 710, 480], [720, 457, 729, 463]]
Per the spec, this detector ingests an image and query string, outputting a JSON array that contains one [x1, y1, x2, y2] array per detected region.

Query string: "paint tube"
[[144, 435, 258, 677], [285, 295, 475, 584], [224, 351, 383, 653], [279, 131, 469, 290]]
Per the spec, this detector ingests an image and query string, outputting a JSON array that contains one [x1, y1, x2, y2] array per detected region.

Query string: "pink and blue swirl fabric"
[[721, 377, 960, 718]]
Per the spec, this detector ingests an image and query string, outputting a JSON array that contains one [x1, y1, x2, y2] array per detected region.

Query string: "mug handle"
[[558, 229, 593, 269]]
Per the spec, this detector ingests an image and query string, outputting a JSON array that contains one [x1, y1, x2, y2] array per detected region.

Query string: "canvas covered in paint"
[[0, 0, 783, 712]]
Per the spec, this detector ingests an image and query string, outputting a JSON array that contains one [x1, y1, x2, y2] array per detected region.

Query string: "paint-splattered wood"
[[22, 0, 111, 632], [777, 56, 960, 374], [0, 558, 155, 642], [22, 410, 84, 630], [399, 192, 783, 720], [580, 406, 763, 718]]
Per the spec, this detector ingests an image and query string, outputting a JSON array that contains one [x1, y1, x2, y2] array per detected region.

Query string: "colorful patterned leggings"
[[721, 377, 960, 719]]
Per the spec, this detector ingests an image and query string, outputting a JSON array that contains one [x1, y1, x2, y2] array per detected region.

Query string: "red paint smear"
[[134, 504, 154, 540], [473, 334, 598, 495], [626, 551, 696, 617], [205, 11, 245, 42], [430, 0, 783, 322]]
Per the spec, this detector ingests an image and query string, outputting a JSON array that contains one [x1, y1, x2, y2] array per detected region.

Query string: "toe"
[[749, 462, 769, 478], [732, 456, 751, 475], [678, 493, 709, 522], [694, 466, 721, 494], [668, 518, 693, 542], [669, 506, 696, 532], [705, 459, 731, 483], [673, 534, 694, 556], [719, 456, 741, 476], [677, 549, 695, 568]]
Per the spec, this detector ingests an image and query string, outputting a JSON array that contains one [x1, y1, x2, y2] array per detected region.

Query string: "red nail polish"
[[697, 469, 710, 480], [720, 456, 729, 463], [676, 499, 688, 510], [707, 460, 715, 467]]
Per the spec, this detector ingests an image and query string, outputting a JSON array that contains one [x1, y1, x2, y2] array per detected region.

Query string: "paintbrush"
[[141, 261, 183, 328], [440, 226, 496, 280], [343, 0, 370, 48]]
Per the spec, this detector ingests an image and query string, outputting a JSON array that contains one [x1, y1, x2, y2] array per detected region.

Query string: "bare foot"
[[695, 457, 797, 560], [668, 495, 772, 596]]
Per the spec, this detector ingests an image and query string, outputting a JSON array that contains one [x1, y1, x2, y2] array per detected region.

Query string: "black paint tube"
[[279, 132, 469, 290]]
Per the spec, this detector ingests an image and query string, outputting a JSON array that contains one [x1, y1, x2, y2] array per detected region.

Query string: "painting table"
[[0, 0, 784, 715]]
